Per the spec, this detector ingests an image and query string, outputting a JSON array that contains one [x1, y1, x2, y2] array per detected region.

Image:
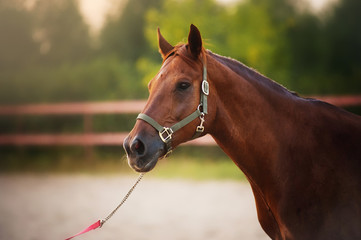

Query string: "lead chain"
[[100, 173, 145, 227]]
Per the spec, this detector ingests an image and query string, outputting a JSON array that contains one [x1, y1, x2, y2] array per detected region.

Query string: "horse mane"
[[167, 44, 297, 97], [208, 50, 299, 97]]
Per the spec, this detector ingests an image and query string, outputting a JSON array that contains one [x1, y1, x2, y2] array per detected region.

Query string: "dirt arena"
[[0, 174, 270, 240]]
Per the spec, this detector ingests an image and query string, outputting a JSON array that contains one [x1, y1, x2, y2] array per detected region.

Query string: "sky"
[[78, 0, 122, 34], [78, 0, 337, 35]]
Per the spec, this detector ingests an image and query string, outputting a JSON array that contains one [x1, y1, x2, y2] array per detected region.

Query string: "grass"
[[5, 156, 246, 181], [153, 156, 246, 180], [0, 146, 246, 180], [0, 147, 245, 180]]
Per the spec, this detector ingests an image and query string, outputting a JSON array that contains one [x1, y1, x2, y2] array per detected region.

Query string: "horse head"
[[123, 25, 215, 172]]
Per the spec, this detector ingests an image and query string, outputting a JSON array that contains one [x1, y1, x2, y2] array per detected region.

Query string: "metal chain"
[[100, 173, 145, 227]]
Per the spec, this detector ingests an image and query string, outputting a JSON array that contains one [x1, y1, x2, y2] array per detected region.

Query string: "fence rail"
[[0, 100, 217, 146], [1, 95, 360, 146], [0, 100, 145, 115], [0, 133, 215, 146]]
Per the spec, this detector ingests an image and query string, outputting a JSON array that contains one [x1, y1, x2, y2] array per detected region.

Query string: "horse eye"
[[177, 82, 191, 91]]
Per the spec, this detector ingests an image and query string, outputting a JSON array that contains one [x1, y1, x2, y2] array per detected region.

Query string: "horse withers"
[[123, 25, 361, 239]]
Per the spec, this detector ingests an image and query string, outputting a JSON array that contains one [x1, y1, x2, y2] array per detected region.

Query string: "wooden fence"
[[0, 100, 215, 146], [1, 95, 361, 147]]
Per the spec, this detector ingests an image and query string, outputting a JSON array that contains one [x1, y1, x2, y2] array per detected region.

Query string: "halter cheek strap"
[[137, 63, 209, 157]]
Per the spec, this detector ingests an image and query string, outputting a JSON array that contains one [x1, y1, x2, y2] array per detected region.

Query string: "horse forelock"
[[163, 44, 206, 71]]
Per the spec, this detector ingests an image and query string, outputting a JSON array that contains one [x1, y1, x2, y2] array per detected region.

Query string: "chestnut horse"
[[124, 25, 361, 239]]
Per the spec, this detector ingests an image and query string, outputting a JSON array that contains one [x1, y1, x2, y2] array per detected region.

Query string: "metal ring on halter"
[[197, 103, 204, 113]]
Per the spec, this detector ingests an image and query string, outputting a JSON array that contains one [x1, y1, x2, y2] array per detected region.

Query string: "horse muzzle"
[[123, 128, 166, 172]]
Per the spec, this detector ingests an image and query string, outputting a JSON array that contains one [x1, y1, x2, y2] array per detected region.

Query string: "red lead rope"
[[65, 173, 144, 240], [65, 220, 102, 240]]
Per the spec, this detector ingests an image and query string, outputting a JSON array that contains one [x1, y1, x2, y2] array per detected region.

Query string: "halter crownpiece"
[[137, 60, 209, 157]]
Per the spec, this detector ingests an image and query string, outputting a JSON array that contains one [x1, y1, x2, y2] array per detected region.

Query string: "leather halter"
[[137, 61, 209, 157]]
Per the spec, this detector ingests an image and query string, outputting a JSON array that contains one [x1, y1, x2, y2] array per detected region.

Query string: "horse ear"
[[158, 28, 174, 59], [188, 24, 202, 58]]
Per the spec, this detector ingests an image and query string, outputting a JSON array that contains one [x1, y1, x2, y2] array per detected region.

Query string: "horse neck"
[[207, 53, 296, 191]]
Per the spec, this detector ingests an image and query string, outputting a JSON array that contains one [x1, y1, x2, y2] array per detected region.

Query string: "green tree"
[[282, 13, 324, 92], [278, 0, 361, 94], [0, 57, 145, 104], [322, 0, 361, 94], [100, 0, 163, 62], [143, 0, 361, 95], [0, 1, 39, 71], [32, 0, 92, 64]]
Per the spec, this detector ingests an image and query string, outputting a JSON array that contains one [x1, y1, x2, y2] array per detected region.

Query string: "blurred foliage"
[[0, 0, 360, 174], [0, 56, 145, 104], [145, 0, 361, 94], [32, 0, 92, 64], [0, 1, 39, 71], [100, 0, 162, 62], [1, 0, 360, 104]]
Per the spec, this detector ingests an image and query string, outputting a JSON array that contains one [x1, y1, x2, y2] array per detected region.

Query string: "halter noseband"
[[137, 62, 209, 157]]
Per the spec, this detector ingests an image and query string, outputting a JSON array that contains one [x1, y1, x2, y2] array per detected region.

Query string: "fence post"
[[84, 114, 94, 161]]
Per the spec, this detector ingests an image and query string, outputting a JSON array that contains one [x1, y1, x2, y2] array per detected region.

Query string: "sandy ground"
[[0, 174, 270, 240]]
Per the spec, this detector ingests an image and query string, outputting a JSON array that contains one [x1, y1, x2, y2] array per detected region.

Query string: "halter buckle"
[[159, 127, 173, 143]]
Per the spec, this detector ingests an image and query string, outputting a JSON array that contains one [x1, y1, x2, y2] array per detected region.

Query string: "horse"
[[123, 24, 361, 239]]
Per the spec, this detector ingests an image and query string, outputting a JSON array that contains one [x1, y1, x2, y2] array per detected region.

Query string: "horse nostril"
[[131, 138, 145, 156]]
